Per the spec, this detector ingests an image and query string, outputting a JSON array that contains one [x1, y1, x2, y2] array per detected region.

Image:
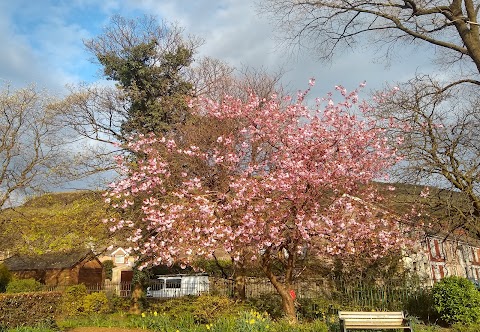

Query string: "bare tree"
[[261, 1, 480, 235], [0, 84, 73, 209], [260, 0, 480, 80], [187, 56, 285, 101], [57, 84, 126, 144], [375, 75, 480, 235]]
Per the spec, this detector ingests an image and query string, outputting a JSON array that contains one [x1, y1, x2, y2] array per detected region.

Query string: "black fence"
[[41, 277, 428, 311]]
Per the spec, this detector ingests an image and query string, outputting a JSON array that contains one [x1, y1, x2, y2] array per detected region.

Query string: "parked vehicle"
[[146, 274, 209, 298]]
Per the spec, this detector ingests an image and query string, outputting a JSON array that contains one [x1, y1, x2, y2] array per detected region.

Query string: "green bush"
[[83, 291, 109, 314], [405, 288, 439, 324], [432, 276, 480, 325], [108, 293, 131, 313], [148, 295, 246, 323], [0, 264, 12, 293], [6, 278, 43, 293], [59, 284, 88, 317], [297, 297, 341, 321], [247, 293, 284, 319], [103, 260, 114, 280]]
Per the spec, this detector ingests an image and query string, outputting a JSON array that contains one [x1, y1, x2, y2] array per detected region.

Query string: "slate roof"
[[3, 249, 95, 271]]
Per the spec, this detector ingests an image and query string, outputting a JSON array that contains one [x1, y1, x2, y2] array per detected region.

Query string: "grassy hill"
[[0, 191, 114, 255]]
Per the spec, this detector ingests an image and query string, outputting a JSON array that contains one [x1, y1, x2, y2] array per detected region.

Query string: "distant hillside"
[[374, 182, 479, 240], [1, 182, 477, 258], [0, 190, 115, 255], [21, 191, 103, 208]]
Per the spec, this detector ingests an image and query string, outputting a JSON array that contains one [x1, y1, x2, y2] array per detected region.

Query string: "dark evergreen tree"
[[85, 15, 200, 136]]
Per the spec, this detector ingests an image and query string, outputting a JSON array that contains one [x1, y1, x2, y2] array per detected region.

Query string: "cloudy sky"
[[0, 0, 436, 98]]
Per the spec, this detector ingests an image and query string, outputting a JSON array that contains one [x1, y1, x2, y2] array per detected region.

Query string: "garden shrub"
[[0, 263, 11, 293], [0, 291, 62, 328], [405, 288, 439, 324], [6, 278, 43, 293], [148, 294, 246, 323], [247, 293, 284, 319], [59, 284, 88, 317], [108, 293, 131, 312], [83, 291, 109, 314], [297, 297, 341, 321], [432, 276, 480, 325], [103, 260, 114, 280]]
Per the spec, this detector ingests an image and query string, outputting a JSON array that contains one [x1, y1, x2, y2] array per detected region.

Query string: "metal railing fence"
[[38, 277, 429, 311]]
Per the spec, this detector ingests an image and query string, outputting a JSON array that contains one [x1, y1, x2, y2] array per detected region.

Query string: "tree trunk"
[[129, 281, 143, 314], [234, 274, 246, 300], [262, 251, 297, 322], [280, 288, 296, 322], [232, 258, 247, 300]]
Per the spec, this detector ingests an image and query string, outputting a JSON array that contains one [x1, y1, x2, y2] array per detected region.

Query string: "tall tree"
[[375, 76, 480, 236], [105, 83, 409, 320], [0, 84, 71, 209], [260, 0, 480, 80], [84, 15, 201, 136]]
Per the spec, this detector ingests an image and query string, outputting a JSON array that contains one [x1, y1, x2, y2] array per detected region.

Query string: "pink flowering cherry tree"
[[105, 81, 409, 320]]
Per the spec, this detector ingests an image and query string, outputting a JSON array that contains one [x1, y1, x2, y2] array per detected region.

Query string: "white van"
[[146, 274, 209, 298]]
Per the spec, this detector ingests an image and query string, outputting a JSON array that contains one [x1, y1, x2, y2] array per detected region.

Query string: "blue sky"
[[0, 0, 436, 97]]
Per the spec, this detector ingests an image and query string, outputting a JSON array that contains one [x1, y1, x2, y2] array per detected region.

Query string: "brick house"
[[3, 249, 104, 287], [98, 247, 135, 285]]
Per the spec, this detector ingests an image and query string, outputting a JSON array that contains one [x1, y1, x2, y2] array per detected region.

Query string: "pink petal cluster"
[[105, 83, 409, 269]]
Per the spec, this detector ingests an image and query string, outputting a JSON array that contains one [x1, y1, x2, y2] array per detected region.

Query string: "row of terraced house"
[[406, 231, 480, 286]]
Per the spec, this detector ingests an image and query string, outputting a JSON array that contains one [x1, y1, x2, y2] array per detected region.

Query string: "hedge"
[[0, 291, 62, 328]]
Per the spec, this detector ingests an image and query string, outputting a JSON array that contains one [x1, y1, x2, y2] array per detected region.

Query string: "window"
[[165, 278, 181, 289], [115, 255, 125, 264], [428, 238, 445, 260], [431, 262, 446, 282], [472, 247, 480, 263], [150, 279, 164, 290]]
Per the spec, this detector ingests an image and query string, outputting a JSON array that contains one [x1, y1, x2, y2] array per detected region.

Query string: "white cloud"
[[0, 0, 439, 96], [123, 0, 437, 98]]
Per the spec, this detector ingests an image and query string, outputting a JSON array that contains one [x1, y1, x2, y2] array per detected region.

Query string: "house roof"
[[110, 247, 128, 256], [3, 249, 96, 271]]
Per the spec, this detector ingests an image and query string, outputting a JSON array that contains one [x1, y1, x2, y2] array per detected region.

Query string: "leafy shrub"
[[247, 293, 284, 319], [108, 293, 131, 312], [59, 284, 88, 317], [432, 276, 480, 325], [148, 295, 246, 323], [405, 288, 439, 324], [83, 291, 109, 314], [103, 260, 114, 280], [297, 297, 341, 321], [0, 264, 11, 293], [6, 278, 43, 293]]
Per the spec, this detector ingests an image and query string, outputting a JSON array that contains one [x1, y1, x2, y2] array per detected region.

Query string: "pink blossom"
[[105, 80, 409, 276]]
